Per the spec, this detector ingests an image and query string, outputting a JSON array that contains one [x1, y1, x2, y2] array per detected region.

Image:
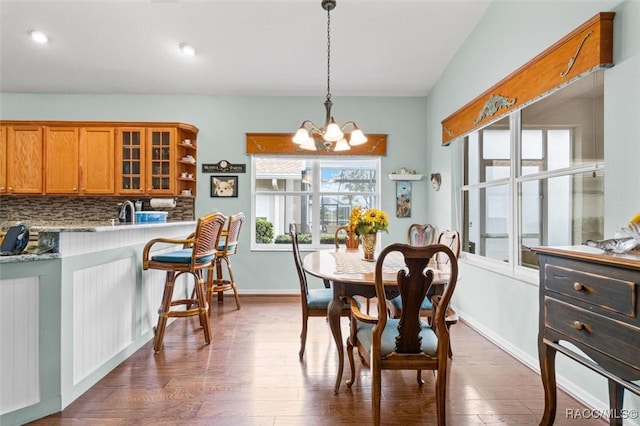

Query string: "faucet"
[[119, 200, 136, 224]]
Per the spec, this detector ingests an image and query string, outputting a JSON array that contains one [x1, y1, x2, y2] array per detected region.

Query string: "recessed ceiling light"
[[179, 43, 196, 56], [28, 29, 49, 44]]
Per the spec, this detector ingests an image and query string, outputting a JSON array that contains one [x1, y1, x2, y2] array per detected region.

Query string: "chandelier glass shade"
[[292, 0, 367, 151]]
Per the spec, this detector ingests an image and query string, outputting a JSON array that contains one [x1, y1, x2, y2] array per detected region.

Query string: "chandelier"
[[293, 0, 367, 151]]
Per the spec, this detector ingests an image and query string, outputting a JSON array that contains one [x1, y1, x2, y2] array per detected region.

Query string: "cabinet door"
[[45, 127, 80, 193], [117, 128, 145, 195], [6, 126, 44, 194], [80, 127, 115, 194], [0, 127, 6, 194], [147, 128, 176, 194]]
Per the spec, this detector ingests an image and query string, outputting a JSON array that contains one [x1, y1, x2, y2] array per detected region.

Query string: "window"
[[461, 71, 604, 270], [252, 157, 380, 248]]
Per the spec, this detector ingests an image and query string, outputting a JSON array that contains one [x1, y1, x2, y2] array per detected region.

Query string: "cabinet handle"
[[573, 321, 585, 331], [573, 282, 585, 292]]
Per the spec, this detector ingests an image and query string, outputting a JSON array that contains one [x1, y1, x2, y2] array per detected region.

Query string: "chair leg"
[[194, 271, 212, 345], [154, 271, 176, 352], [346, 318, 358, 387], [416, 370, 424, 385], [372, 361, 382, 426], [215, 259, 224, 303], [225, 258, 241, 310], [299, 314, 308, 360]]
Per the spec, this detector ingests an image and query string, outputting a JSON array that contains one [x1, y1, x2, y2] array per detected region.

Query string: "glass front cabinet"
[[116, 123, 197, 197]]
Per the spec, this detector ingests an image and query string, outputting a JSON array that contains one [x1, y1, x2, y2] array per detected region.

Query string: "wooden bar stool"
[[208, 212, 245, 311], [142, 212, 227, 352]]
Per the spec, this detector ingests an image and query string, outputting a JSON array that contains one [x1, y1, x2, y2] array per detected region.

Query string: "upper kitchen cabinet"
[[80, 127, 115, 194], [45, 127, 80, 193], [3, 125, 44, 194], [45, 126, 115, 195], [116, 123, 198, 196], [0, 126, 6, 193]]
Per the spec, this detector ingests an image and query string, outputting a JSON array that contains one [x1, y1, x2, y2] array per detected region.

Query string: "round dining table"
[[302, 247, 449, 393]]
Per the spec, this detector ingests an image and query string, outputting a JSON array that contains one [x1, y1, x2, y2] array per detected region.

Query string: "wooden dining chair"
[[346, 243, 459, 426], [208, 212, 245, 311], [388, 229, 461, 320], [289, 223, 352, 360], [142, 212, 227, 352], [407, 223, 436, 246]]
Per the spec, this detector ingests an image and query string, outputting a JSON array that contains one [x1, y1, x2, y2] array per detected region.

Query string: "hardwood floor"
[[29, 296, 604, 425]]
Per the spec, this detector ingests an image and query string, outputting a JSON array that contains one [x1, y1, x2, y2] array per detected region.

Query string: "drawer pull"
[[573, 321, 585, 331], [573, 282, 585, 292]]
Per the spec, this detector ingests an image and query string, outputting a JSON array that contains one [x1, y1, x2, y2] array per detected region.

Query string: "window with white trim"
[[461, 71, 604, 269], [252, 156, 380, 249]]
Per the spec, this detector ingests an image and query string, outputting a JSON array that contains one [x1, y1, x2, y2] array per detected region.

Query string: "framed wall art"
[[211, 175, 238, 197], [396, 181, 412, 218]]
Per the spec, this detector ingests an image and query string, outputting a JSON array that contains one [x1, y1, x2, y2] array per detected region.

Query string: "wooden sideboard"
[[532, 246, 640, 426]]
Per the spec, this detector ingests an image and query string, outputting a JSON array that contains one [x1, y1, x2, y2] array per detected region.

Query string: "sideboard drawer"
[[545, 296, 640, 371], [544, 263, 636, 317]]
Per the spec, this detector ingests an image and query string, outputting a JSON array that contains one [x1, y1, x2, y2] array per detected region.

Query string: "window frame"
[[460, 111, 605, 284], [250, 156, 382, 251]]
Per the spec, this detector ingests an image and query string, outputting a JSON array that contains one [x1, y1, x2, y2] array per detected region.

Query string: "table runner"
[[330, 250, 406, 274]]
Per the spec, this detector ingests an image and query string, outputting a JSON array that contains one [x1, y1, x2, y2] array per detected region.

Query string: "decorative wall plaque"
[[202, 160, 246, 173]]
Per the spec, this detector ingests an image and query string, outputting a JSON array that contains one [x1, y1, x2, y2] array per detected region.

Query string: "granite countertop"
[[0, 252, 61, 264], [30, 221, 197, 233]]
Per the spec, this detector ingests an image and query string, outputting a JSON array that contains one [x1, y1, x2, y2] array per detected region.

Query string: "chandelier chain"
[[326, 5, 331, 102]]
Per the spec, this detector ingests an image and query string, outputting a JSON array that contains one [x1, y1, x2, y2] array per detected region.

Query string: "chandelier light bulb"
[[179, 43, 196, 56], [323, 120, 344, 142], [29, 30, 49, 44], [349, 129, 367, 146], [293, 128, 311, 144], [333, 139, 351, 151]]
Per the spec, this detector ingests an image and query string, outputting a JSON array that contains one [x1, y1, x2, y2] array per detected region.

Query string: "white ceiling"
[[0, 0, 491, 97]]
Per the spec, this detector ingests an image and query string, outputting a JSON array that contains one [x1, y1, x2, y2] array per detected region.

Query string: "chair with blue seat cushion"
[[142, 212, 227, 352], [346, 243, 459, 426], [289, 223, 353, 360], [207, 212, 245, 312]]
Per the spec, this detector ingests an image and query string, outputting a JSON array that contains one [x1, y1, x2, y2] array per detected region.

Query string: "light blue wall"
[[424, 0, 640, 419], [0, 94, 428, 292]]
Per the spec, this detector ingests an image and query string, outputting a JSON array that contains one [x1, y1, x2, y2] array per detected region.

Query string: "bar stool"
[[208, 212, 245, 311], [142, 212, 227, 352]]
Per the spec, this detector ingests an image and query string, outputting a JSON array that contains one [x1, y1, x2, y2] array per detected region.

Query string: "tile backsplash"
[[0, 196, 194, 227]]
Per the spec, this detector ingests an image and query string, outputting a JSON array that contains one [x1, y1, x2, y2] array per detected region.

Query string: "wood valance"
[[246, 133, 387, 156], [441, 12, 614, 145]]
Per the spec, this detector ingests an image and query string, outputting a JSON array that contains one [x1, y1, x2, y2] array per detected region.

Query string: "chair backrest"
[[374, 243, 458, 354], [289, 223, 310, 301], [434, 230, 461, 270], [191, 212, 227, 268], [407, 223, 436, 246], [220, 212, 245, 255]]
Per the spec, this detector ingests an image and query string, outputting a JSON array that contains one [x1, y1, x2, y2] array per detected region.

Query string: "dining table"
[[302, 246, 450, 393]]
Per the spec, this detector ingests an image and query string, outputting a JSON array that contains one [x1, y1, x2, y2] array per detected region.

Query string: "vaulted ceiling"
[[0, 0, 491, 97]]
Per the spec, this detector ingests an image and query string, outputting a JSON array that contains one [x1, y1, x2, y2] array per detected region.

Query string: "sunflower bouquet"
[[349, 205, 389, 235]]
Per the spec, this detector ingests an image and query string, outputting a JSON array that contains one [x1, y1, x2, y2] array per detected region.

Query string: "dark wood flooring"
[[29, 296, 604, 425]]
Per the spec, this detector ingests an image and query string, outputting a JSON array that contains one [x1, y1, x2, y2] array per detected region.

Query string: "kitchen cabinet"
[[45, 127, 80, 193], [45, 127, 115, 194], [116, 127, 177, 195], [4, 125, 44, 194], [1, 121, 197, 197], [0, 126, 6, 193], [116, 125, 197, 197], [80, 127, 115, 194]]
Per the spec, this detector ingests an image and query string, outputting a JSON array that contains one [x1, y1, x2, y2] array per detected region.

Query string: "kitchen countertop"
[[30, 221, 197, 233], [1, 221, 197, 264]]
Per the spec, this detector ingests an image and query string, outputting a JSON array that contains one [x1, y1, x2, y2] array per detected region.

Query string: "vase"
[[345, 231, 360, 249], [361, 233, 377, 261]]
